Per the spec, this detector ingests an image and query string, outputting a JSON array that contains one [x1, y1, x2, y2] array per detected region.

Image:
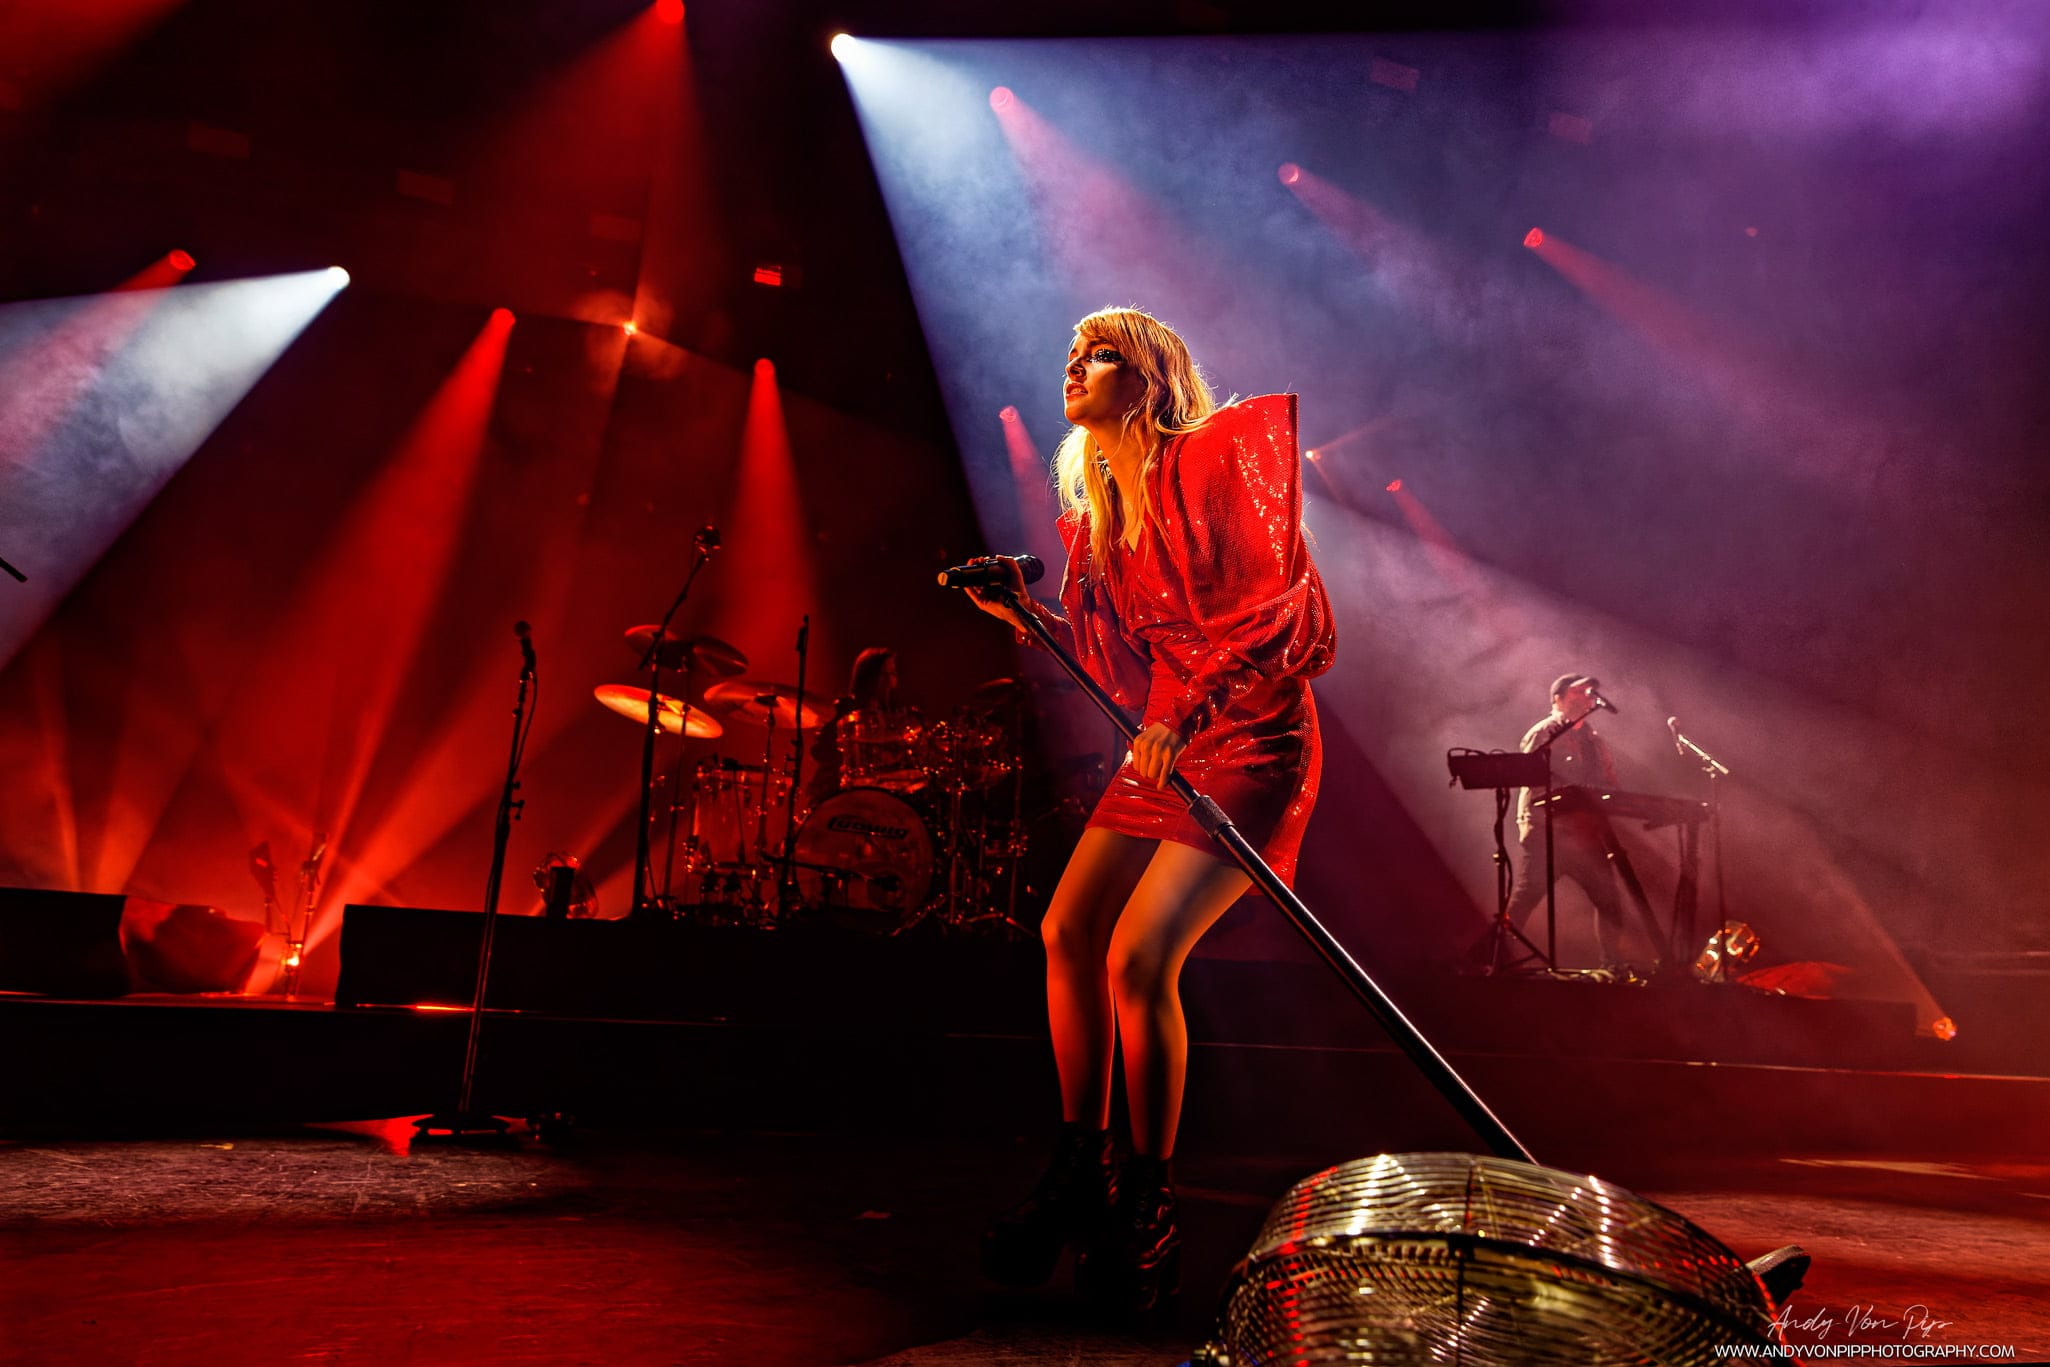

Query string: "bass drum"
[[792, 788, 935, 932]]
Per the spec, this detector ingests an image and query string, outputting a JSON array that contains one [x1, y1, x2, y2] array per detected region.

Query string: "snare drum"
[[837, 708, 928, 792], [791, 787, 935, 931]]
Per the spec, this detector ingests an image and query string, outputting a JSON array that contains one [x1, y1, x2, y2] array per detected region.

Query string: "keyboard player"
[[1498, 672, 1630, 968]]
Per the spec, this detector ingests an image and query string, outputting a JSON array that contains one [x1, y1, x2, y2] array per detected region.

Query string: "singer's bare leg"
[[1041, 828, 1156, 1127], [1105, 842, 1250, 1159]]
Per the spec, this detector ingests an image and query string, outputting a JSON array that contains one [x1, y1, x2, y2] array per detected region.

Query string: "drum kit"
[[590, 626, 1032, 935]]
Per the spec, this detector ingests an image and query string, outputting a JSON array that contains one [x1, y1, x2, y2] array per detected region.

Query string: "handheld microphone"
[[1589, 689, 1621, 716], [937, 553, 1046, 590], [694, 525, 722, 553], [514, 620, 537, 677], [1668, 716, 1685, 756]]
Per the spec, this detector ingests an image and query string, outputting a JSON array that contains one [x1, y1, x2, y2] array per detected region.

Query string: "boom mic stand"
[[987, 584, 1533, 1164], [418, 625, 537, 1139], [1673, 722, 1732, 949], [632, 527, 720, 920]]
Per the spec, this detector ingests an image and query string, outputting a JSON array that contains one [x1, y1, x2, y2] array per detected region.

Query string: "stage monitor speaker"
[[333, 904, 679, 1016], [0, 886, 129, 997], [0, 887, 265, 997], [120, 900, 264, 993]]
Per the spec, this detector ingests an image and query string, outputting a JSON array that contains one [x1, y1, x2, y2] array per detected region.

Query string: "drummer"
[[807, 646, 906, 803]]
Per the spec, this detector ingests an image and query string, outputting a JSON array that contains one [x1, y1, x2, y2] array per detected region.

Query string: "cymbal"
[[623, 626, 748, 676], [968, 676, 1024, 707], [703, 678, 829, 731], [966, 673, 1073, 714], [593, 684, 725, 738]]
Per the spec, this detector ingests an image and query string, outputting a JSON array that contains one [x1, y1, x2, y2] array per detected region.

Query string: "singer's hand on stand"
[[961, 556, 1029, 630], [1130, 721, 1188, 789]]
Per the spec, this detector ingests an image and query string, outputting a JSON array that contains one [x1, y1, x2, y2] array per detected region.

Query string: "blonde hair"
[[1052, 307, 1217, 564]]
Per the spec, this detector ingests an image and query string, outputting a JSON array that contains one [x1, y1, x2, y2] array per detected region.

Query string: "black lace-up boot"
[[1076, 1152, 1181, 1315], [980, 1121, 1118, 1287]]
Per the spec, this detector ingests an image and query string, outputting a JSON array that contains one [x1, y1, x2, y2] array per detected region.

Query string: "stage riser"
[[6, 997, 2046, 1169], [331, 905, 1998, 1067]]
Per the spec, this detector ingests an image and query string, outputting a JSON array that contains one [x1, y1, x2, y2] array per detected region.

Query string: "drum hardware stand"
[[944, 782, 990, 932], [1001, 719, 1026, 928], [277, 832, 327, 996], [248, 842, 284, 977], [632, 526, 720, 920], [752, 695, 782, 921], [933, 757, 979, 931], [1447, 749, 1553, 974], [656, 655, 705, 914], [777, 614, 809, 921], [989, 584, 1532, 1163], [417, 628, 537, 1140], [937, 766, 965, 927]]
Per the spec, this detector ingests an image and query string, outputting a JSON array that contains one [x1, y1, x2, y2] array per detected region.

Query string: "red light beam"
[[702, 359, 835, 685], [212, 308, 513, 958]]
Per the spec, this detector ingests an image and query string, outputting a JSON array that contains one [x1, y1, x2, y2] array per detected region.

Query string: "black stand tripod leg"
[[1482, 787, 1551, 974], [1599, 823, 1664, 964], [998, 590, 1534, 1165]]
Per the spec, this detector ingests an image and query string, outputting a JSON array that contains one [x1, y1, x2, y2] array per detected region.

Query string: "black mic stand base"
[[413, 1110, 515, 1142], [1478, 784, 1554, 977], [1477, 915, 1553, 977]]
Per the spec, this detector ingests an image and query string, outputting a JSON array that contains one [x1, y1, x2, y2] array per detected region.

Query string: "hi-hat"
[[703, 678, 829, 731], [594, 684, 724, 738], [623, 626, 748, 676]]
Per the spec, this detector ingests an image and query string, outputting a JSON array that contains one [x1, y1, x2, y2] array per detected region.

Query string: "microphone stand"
[[0, 552, 24, 583], [418, 639, 535, 1139], [778, 615, 809, 919], [1477, 780, 1552, 975], [989, 585, 1533, 1164], [1674, 725, 1732, 941], [632, 536, 717, 920]]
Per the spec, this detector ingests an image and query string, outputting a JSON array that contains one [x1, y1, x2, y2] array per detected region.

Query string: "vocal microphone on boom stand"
[[935, 554, 1045, 590]]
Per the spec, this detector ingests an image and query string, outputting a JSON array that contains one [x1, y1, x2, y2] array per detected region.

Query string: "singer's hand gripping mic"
[[936, 553, 1045, 590]]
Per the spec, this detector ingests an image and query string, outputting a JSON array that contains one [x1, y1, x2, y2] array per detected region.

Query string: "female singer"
[[963, 306, 1335, 1311]]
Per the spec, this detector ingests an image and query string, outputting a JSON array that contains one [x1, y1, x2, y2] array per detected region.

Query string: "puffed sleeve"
[[1154, 394, 1335, 739], [1012, 508, 1086, 657], [1019, 508, 1152, 711]]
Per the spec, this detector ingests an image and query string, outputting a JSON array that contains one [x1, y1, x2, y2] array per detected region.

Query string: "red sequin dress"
[[1021, 394, 1336, 882]]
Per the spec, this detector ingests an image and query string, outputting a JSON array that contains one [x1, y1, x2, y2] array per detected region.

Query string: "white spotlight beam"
[[0, 269, 349, 669]]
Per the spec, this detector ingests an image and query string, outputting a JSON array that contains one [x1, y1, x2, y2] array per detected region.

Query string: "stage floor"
[[5, 1123, 2048, 1366]]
